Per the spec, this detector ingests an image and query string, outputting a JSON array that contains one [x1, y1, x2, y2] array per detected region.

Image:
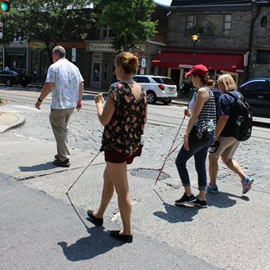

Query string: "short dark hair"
[[52, 46, 66, 59]]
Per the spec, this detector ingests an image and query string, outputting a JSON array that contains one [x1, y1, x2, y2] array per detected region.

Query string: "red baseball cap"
[[186, 64, 208, 76]]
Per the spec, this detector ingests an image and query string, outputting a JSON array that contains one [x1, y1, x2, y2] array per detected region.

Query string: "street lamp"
[[191, 34, 199, 66]]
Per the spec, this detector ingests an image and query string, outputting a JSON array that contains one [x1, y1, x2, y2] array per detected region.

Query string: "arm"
[[184, 88, 209, 150], [77, 81, 84, 111], [95, 94, 115, 126], [35, 82, 54, 110]]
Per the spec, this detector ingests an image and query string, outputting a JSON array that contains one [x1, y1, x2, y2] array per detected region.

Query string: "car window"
[[152, 77, 175, 85], [133, 76, 150, 83], [0, 71, 10, 75], [243, 81, 265, 92]]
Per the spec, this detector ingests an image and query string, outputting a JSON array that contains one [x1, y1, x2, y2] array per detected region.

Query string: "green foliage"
[[96, 0, 157, 52], [0, 0, 97, 57]]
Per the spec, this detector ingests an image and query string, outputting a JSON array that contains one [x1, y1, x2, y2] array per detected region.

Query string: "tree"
[[1, 0, 96, 63], [96, 0, 157, 52]]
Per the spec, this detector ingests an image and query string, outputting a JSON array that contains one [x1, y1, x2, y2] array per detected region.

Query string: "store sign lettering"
[[89, 43, 115, 52]]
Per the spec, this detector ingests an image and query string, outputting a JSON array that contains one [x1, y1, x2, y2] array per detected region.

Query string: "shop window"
[[257, 50, 270, 64], [186, 14, 231, 37]]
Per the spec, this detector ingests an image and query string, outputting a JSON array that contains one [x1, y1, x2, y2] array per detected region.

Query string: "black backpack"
[[227, 91, 253, 141]]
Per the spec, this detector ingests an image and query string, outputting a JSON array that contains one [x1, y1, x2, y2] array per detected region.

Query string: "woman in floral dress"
[[87, 52, 147, 243]]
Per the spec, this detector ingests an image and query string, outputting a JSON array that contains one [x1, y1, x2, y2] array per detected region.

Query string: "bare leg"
[[94, 167, 114, 218], [198, 190, 206, 201], [106, 161, 131, 235], [221, 156, 246, 182], [184, 186, 192, 196], [209, 154, 219, 186]]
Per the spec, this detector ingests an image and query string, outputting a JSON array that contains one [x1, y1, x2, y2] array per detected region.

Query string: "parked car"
[[0, 69, 30, 87], [239, 78, 270, 117], [132, 75, 178, 104]]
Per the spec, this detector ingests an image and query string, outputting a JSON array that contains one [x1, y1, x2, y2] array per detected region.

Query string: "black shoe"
[[175, 193, 196, 206], [87, 210, 103, 226], [189, 197, 208, 208], [54, 154, 60, 161], [53, 159, 70, 167], [110, 230, 133, 243]]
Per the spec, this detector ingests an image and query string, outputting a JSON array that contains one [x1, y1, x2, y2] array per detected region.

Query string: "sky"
[[154, 0, 173, 6]]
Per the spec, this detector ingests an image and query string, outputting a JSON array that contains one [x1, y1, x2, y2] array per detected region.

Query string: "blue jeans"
[[175, 135, 214, 191]]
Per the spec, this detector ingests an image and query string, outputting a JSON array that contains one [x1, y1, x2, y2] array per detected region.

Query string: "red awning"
[[152, 52, 244, 73]]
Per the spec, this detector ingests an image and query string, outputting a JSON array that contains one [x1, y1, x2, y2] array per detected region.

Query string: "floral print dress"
[[100, 82, 147, 155]]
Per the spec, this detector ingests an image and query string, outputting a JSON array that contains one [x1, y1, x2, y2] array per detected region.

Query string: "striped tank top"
[[189, 87, 216, 139]]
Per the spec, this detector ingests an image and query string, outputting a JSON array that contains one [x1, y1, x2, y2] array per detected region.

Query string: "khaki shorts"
[[211, 136, 240, 159]]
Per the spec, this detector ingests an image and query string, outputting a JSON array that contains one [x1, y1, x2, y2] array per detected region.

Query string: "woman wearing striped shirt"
[[175, 64, 216, 208]]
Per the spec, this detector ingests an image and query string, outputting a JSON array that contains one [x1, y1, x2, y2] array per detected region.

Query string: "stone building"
[[152, 0, 270, 87]]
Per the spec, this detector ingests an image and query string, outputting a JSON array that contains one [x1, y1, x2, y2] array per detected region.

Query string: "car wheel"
[[147, 91, 157, 104], [22, 82, 28, 87], [162, 98, 172, 105], [6, 79, 12, 87]]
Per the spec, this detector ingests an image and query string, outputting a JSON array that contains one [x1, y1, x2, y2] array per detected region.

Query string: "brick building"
[[153, 0, 270, 87]]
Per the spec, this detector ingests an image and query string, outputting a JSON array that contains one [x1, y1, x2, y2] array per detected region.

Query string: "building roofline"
[[168, 3, 253, 12]]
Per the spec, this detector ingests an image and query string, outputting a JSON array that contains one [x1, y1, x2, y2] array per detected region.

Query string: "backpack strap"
[[226, 91, 243, 100]]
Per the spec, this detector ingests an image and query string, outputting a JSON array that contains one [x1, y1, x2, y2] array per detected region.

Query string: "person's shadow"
[[153, 190, 199, 223], [206, 191, 249, 208], [153, 190, 249, 223], [19, 162, 56, 172], [58, 226, 124, 261]]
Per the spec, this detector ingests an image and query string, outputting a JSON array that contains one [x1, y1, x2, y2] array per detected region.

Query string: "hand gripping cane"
[[65, 151, 101, 230], [155, 116, 186, 185]]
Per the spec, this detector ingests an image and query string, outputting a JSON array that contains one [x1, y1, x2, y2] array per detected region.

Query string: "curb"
[[0, 112, 25, 133]]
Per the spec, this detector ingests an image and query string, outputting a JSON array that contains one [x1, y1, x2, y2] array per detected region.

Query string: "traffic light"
[[0, 0, 10, 13]]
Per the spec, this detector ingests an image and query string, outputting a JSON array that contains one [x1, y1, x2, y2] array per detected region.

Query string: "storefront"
[[152, 50, 249, 88], [86, 41, 162, 91]]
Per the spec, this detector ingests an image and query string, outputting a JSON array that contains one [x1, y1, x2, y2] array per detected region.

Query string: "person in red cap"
[[175, 64, 216, 208]]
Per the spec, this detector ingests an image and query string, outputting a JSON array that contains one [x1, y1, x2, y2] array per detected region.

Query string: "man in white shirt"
[[35, 46, 84, 167]]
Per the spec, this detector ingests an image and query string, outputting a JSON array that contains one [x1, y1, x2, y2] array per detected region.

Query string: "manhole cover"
[[130, 168, 170, 180]]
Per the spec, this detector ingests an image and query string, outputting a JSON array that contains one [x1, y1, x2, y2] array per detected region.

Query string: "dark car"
[[0, 69, 30, 87], [239, 78, 270, 117]]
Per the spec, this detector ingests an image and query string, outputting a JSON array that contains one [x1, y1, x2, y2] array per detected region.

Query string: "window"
[[100, 25, 115, 40], [152, 77, 175, 85], [186, 14, 232, 37], [244, 82, 265, 92], [256, 50, 270, 64], [133, 76, 150, 83]]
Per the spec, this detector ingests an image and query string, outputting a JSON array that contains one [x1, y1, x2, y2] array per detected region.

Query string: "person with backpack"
[[208, 74, 254, 195]]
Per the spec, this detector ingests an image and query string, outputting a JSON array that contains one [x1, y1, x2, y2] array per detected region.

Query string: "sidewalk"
[[0, 110, 25, 133]]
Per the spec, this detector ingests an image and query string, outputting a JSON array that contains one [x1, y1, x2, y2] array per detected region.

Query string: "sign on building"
[[72, 48, 76, 62]]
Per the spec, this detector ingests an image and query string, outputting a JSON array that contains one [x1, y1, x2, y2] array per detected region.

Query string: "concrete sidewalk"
[[0, 110, 25, 133]]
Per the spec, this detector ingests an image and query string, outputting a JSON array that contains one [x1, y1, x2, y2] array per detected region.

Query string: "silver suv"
[[132, 75, 177, 104]]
